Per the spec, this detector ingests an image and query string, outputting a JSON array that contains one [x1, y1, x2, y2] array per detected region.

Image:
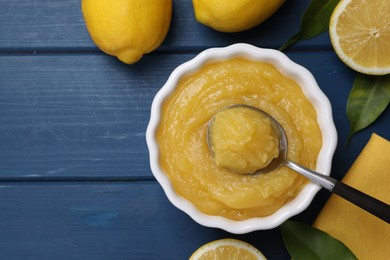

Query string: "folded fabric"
[[314, 133, 390, 259]]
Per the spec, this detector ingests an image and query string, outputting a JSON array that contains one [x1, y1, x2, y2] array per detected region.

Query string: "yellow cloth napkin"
[[314, 133, 390, 259]]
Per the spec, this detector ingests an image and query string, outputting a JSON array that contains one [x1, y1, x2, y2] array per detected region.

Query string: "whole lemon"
[[82, 0, 172, 64], [192, 0, 285, 33]]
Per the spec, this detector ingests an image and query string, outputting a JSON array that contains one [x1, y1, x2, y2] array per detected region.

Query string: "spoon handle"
[[286, 160, 390, 223], [332, 181, 390, 223]]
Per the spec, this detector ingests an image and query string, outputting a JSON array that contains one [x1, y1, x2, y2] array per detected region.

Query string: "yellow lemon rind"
[[189, 238, 267, 260]]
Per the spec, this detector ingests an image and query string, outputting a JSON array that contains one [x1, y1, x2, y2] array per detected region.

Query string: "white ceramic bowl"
[[146, 43, 337, 234]]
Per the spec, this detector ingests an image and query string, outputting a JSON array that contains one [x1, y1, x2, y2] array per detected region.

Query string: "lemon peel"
[[189, 238, 267, 260], [192, 0, 285, 33], [82, 0, 172, 64]]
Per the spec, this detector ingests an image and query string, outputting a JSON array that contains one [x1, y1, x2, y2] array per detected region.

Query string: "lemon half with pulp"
[[329, 0, 390, 75], [189, 238, 267, 260]]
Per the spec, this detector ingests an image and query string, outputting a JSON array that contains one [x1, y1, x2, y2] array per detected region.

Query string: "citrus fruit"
[[329, 0, 390, 75], [82, 0, 172, 64], [192, 0, 285, 33], [189, 238, 267, 260]]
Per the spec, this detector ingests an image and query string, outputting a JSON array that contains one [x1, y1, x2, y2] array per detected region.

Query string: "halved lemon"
[[329, 0, 390, 75], [189, 238, 267, 260]]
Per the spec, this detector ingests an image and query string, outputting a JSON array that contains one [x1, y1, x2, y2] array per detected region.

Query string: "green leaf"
[[347, 74, 390, 140], [280, 0, 340, 51], [281, 220, 357, 260]]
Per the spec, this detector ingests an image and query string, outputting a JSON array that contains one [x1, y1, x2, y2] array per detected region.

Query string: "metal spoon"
[[207, 104, 390, 223]]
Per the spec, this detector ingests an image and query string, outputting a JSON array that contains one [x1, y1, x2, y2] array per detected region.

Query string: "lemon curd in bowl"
[[146, 44, 337, 233], [156, 57, 322, 220], [210, 105, 280, 175]]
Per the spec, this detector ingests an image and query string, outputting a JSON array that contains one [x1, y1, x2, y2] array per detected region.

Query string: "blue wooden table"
[[0, 0, 389, 259]]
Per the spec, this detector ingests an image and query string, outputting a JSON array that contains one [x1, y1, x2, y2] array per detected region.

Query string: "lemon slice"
[[329, 0, 390, 75], [189, 238, 267, 260]]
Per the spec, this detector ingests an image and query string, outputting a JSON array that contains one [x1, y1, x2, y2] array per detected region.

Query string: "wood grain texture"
[[1, 52, 389, 179], [0, 0, 330, 51], [0, 182, 292, 259], [0, 0, 389, 259], [0, 53, 192, 178]]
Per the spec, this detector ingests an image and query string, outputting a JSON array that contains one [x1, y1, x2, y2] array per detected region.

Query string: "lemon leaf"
[[347, 74, 390, 141], [281, 220, 357, 260], [280, 0, 339, 51]]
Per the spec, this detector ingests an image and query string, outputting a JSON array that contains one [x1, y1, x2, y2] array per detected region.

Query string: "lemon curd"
[[157, 58, 322, 220], [210, 106, 279, 175]]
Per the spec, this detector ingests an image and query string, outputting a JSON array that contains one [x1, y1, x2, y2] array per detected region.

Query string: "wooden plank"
[[0, 1, 387, 259], [0, 0, 330, 50], [0, 181, 308, 259], [0, 53, 192, 178], [0, 52, 389, 179]]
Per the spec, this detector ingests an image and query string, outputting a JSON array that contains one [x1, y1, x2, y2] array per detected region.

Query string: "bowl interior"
[[146, 43, 337, 234]]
